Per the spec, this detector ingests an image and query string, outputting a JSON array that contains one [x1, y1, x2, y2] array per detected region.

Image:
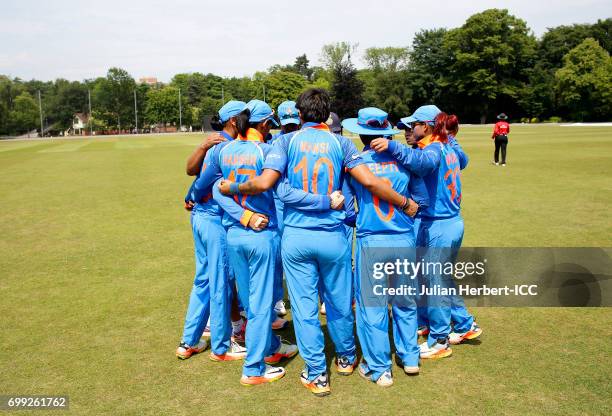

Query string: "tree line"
[[0, 9, 610, 136]]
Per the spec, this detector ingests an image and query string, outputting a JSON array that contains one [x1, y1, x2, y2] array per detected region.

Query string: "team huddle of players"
[[176, 88, 482, 396]]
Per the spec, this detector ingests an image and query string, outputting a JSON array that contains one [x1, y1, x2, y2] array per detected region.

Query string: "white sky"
[[1, 0, 610, 82]]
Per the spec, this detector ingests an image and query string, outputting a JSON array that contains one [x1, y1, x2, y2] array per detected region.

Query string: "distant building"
[[139, 77, 158, 85], [73, 113, 89, 135]]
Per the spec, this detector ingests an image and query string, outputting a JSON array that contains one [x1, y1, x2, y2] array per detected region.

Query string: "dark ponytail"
[[210, 115, 223, 131], [235, 109, 251, 137], [433, 112, 448, 142]]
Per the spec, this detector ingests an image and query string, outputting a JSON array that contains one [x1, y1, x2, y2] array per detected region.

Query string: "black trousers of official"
[[494, 135, 508, 164]]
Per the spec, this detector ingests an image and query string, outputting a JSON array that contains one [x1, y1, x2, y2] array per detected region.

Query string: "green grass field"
[[0, 125, 611, 415]]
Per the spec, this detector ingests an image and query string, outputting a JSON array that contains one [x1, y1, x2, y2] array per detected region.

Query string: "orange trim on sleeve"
[[240, 210, 254, 227]]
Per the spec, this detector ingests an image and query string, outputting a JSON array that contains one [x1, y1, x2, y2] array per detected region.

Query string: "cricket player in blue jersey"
[[176, 101, 249, 361], [218, 89, 416, 396], [371, 105, 482, 359], [395, 114, 473, 339], [194, 100, 299, 386], [341, 108, 428, 387], [270, 100, 301, 318]]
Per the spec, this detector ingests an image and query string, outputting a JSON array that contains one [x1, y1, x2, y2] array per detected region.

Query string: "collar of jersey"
[[220, 130, 234, 141], [301, 122, 330, 131], [417, 134, 443, 149], [238, 128, 264, 142]]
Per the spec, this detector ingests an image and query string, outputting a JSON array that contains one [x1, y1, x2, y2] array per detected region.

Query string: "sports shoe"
[[209, 340, 247, 361], [320, 302, 326, 315], [417, 326, 430, 337], [420, 338, 452, 359], [336, 356, 357, 376], [274, 299, 287, 316], [265, 339, 299, 364], [176, 339, 207, 360], [492, 161, 499, 166], [240, 365, 286, 386], [403, 365, 420, 375], [272, 317, 289, 330], [501, 163, 506, 167], [300, 370, 331, 397], [358, 362, 394, 387], [449, 322, 482, 345]]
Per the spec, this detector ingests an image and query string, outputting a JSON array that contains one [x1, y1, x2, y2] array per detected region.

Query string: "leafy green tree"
[[92, 68, 136, 130], [294, 54, 314, 81], [264, 71, 307, 109], [363, 47, 411, 120], [321, 42, 364, 117], [321, 42, 358, 71], [538, 19, 612, 70], [364, 47, 409, 72], [9, 92, 39, 134], [555, 38, 612, 121], [443, 9, 537, 122], [331, 61, 364, 119], [145, 86, 180, 127], [406, 28, 450, 111], [49, 79, 89, 130]]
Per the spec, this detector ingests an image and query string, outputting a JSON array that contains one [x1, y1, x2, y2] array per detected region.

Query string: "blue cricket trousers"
[[182, 212, 232, 355], [281, 226, 356, 381], [417, 215, 474, 346], [355, 233, 419, 381], [227, 227, 281, 377]]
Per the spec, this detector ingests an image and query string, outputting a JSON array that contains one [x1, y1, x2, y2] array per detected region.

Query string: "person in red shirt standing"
[[491, 113, 510, 166]]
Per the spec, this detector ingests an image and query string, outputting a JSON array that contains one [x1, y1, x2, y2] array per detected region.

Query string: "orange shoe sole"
[[303, 382, 331, 397], [463, 329, 482, 340], [176, 348, 205, 360], [265, 350, 298, 364], [421, 348, 453, 359], [240, 373, 285, 386], [336, 361, 357, 376], [209, 352, 245, 362]]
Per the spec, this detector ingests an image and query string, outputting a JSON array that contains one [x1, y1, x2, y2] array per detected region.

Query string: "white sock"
[[232, 318, 244, 333]]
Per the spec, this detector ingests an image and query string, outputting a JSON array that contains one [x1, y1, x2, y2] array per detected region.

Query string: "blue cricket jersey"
[[417, 136, 462, 219], [218, 129, 277, 229], [188, 131, 234, 216], [349, 148, 429, 237], [263, 122, 364, 231]]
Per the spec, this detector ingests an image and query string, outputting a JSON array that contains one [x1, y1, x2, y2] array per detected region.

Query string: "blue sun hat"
[[246, 99, 279, 127], [277, 101, 300, 126], [341, 107, 399, 136], [398, 104, 441, 128], [218, 101, 248, 123]]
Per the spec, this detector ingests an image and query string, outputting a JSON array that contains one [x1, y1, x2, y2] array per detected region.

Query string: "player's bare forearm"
[[349, 164, 404, 206], [186, 146, 206, 176], [186, 133, 227, 175]]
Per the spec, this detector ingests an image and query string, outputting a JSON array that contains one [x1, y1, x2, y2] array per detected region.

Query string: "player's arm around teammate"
[[176, 102, 248, 362], [216, 100, 299, 386]]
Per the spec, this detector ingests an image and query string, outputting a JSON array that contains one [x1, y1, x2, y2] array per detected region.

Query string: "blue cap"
[[218, 101, 247, 123], [277, 101, 300, 126], [399, 104, 441, 128], [341, 107, 399, 136], [246, 100, 279, 127]]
